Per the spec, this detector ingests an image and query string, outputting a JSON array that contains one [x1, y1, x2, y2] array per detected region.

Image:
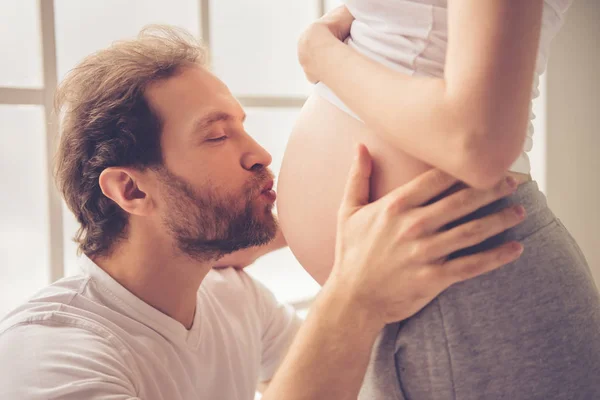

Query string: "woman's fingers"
[[319, 5, 355, 40]]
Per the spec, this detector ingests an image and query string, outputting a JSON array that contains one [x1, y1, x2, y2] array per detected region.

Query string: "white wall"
[[546, 0, 600, 283]]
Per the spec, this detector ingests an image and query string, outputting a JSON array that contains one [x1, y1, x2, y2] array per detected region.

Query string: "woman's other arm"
[[299, 1, 544, 189]]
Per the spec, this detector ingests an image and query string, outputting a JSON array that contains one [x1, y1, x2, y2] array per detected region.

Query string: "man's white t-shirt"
[[0, 256, 301, 400]]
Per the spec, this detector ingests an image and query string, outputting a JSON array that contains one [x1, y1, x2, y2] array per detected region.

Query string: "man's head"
[[55, 25, 277, 262]]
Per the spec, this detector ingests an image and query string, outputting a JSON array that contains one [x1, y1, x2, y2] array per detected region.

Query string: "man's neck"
[[93, 232, 211, 330]]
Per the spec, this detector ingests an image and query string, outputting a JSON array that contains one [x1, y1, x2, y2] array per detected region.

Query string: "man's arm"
[[255, 324, 295, 394], [262, 281, 380, 399], [262, 145, 524, 399]]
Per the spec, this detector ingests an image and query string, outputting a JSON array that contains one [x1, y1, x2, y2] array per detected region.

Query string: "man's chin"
[[261, 213, 278, 242], [253, 197, 275, 213], [247, 222, 277, 248], [226, 216, 277, 250], [252, 204, 278, 235]]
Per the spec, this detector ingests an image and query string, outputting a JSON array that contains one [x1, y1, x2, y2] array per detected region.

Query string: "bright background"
[[1, 0, 598, 321]]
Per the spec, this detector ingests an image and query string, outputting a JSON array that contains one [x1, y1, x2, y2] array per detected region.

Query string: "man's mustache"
[[245, 167, 275, 197]]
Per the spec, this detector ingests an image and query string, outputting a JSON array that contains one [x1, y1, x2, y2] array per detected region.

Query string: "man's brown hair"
[[55, 25, 208, 258]]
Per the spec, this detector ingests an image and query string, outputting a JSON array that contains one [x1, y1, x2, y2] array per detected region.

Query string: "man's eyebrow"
[[192, 111, 247, 134]]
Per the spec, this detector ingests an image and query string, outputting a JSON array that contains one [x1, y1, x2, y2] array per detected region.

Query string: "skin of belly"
[[277, 93, 432, 285]]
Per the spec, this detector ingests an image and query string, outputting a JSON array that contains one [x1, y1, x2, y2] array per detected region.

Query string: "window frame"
[[0, 0, 326, 296]]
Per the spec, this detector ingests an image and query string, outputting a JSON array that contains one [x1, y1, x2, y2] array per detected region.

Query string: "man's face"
[[145, 65, 277, 261]]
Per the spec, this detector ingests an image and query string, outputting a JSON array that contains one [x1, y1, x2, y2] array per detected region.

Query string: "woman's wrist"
[[298, 5, 354, 84], [298, 23, 345, 83], [317, 37, 354, 85]]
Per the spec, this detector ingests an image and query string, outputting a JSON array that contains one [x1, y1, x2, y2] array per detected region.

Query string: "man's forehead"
[[146, 65, 243, 123], [191, 109, 247, 132], [147, 65, 228, 99]]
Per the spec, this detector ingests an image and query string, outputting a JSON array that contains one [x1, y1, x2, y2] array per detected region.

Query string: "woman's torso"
[[278, 0, 572, 282]]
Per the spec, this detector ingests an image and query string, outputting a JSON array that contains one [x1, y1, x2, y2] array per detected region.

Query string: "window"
[[210, 1, 317, 97], [53, 0, 200, 80], [0, 0, 55, 317], [0, 1, 44, 88], [0, 105, 50, 317], [0, 0, 339, 317]]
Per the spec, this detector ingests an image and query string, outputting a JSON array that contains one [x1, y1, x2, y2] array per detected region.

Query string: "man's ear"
[[99, 167, 154, 216]]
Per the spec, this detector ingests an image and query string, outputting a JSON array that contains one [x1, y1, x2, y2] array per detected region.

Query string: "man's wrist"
[[262, 270, 384, 400], [317, 275, 385, 338]]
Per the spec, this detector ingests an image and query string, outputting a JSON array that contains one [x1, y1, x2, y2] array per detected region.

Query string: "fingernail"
[[355, 143, 363, 158], [514, 205, 526, 218], [506, 176, 518, 189], [509, 242, 524, 255]]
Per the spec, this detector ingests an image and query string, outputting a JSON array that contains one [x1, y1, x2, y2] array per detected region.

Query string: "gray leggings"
[[359, 181, 600, 400]]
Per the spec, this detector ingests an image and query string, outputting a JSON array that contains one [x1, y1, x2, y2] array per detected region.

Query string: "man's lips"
[[261, 180, 274, 193], [260, 180, 276, 202]]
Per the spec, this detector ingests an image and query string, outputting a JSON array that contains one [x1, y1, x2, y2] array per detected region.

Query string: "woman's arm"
[[299, 1, 544, 189]]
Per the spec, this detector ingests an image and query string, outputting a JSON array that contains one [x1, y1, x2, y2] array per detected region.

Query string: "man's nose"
[[241, 135, 272, 171]]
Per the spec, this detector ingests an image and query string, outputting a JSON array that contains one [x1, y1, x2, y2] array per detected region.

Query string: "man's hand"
[[212, 227, 287, 269], [328, 144, 525, 327], [297, 6, 354, 83], [263, 144, 524, 400]]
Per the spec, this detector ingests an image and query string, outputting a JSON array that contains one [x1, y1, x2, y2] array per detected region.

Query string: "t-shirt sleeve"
[[249, 277, 302, 382], [0, 322, 140, 400]]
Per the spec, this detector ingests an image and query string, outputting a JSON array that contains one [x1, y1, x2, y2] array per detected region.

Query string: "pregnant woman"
[[277, 1, 600, 399]]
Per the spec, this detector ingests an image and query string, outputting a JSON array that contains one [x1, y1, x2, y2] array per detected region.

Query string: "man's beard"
[[156, 166, 277, 261]]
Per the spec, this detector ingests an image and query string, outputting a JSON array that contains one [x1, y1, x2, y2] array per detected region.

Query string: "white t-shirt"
[[0, 256, 301, 400]]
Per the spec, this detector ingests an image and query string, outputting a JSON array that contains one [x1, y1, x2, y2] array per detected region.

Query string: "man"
[[0, 26, 524, 400]]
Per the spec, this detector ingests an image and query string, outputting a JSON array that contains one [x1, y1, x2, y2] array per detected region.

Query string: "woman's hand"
[[298, 6, 354, 83]]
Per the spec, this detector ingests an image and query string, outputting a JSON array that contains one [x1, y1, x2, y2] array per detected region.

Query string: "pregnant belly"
[[277, 93, 431, 284]]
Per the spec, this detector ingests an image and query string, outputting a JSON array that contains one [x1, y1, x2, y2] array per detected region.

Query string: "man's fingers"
[[340, 144, 373, 211], [439, 241, 524, 285], [421, 205, 526, 260], [379, 169, 458, 212], [417, 177, 518, 232]]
